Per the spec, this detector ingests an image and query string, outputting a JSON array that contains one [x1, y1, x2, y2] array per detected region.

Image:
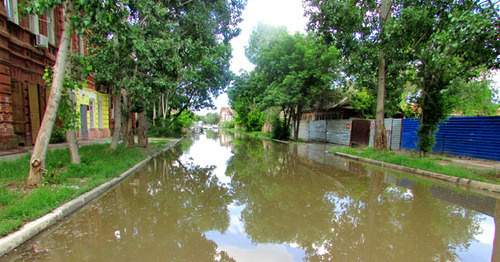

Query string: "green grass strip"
[[0, 143, 165, 237], [331, 147, 499, 184]]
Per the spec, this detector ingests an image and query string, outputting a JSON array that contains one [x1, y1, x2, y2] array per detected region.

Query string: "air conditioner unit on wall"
[[35, 34, 49, 48]]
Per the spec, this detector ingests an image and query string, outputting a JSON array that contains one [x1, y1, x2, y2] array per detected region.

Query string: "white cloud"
[[218, 244, 295, 262], [230, 0, 308, 74], [475, 216, 495, 244]]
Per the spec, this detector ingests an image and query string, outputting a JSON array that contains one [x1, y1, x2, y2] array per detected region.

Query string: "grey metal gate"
[[309, 120, 326, 142], [80, 104, 88, 138]]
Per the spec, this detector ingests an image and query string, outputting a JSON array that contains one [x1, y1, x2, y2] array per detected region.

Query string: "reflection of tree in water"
[[226, 137, 483, 261], [308, 171, 481, 262], [205, 129, 219, 140], [13, 141, 235, 261], [226, 137, 337, 246]]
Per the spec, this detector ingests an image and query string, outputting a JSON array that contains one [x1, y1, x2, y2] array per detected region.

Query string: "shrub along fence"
[[401, 116, 500, 161]]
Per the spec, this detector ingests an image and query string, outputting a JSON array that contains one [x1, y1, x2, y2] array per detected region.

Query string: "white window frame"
[[46, 9, 55, 44], [4, 0, 19, 24], [78, 35, 84, 55], [29, 14, 39, 34]]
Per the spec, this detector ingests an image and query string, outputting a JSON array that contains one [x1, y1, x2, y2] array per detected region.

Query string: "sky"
[[196, 0, 308, 115]]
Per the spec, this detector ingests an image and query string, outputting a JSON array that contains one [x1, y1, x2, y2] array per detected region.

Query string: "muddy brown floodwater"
[[2, 130, 499, 261]]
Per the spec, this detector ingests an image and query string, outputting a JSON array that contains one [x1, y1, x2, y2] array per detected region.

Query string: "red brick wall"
[[0, 3, 105, 149], [0, 2, 59, 149]]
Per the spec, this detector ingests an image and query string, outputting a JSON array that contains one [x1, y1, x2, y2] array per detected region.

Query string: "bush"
[[246, 110, 265, 131], [148, 112, 195, 138], [148, 125, 181, 138], [271, 117, 290, 140], [220, 120, 236, 129], [50, 126, 67, 143]]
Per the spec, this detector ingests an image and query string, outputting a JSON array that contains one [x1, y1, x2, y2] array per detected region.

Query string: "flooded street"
[[3, 131, 499, 261]]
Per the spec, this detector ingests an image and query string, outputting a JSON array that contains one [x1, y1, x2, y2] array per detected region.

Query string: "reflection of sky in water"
[[180, 134, 306, 261], [205, 204, 306, 262], [179, 134, 233, 184], [181, 134, 496, 261], [457, 214, 495, 262]]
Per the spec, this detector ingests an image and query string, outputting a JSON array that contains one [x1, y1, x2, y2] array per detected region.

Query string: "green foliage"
[[220, 120, 236, 129], [150, 111, 194, 138], [49, 125, 67, 144], [307, 0, 500, 154], [305, 0, 406, 117], [203, 112, 221, 125], [42, 66, 82, 133], [229, 25, 341, 139], [86, 0, 245, 125], [148, 126, 174, 138], [271, 117, 290, 140], [448, 74, 499, 116], [245, 110, 266, 131], [176, 110, 195, 129], [347, 87, 375, 118]]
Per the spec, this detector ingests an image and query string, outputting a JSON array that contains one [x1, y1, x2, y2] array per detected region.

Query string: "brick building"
[[0, 1, 111, 149], [219, 107, 234, 123]]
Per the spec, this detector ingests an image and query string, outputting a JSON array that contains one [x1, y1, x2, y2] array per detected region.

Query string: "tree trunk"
[[66, 48, 80, 164], [374, 55, 387, 151], [152, 102, 155, 126], [67, 91, 80, 164], [121, 89, 134, 148], [137, 110, 148, 148], [373, 0, 391, 151], [66, 129, 80, 164], [127, 110, 134, 148], [110, 88, 121, 151], [293, 104, 302, 140], [27, 1, 73, 186]]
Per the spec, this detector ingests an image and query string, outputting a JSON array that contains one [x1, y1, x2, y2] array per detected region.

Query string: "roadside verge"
[[0, 139, 182, 257], [334, 152, 500, 194]]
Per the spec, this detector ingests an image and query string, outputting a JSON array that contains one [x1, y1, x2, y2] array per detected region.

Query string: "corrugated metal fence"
[[296, 118, 403, 149], [401, 116, 500, 161]]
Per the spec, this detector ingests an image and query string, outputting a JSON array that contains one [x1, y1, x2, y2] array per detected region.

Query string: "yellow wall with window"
[[75, 88, 109, 130]]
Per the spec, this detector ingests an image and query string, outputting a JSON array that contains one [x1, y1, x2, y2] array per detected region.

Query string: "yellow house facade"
[[75, 87, 111, 139]]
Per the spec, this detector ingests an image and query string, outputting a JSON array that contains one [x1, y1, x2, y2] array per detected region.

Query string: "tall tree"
[[305, 0, 403, 150], [373, 0, 392, 151], [390, 0, 500, 154], [230, 24, 340, 139], [27, 0, 74, 186]]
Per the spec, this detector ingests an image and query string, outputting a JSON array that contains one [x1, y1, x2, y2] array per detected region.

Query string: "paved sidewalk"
[[437, 157, 500, 172]]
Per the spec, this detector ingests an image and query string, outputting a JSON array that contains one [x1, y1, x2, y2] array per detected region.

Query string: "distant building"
[[219, 107, 235, 123]]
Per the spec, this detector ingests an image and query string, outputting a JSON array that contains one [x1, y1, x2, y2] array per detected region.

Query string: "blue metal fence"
[[401, 116, 500, 161]]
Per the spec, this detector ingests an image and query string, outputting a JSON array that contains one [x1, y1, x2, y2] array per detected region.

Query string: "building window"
[[46, 9, 55, 44], [4, 0, 19, 24], [78, 35, 85, 55], [29, 14, 39, 34], [89, 99, 95, 129], [98, 96, 103, 129]]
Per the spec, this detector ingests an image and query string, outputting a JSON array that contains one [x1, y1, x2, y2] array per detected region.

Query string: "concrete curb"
[[0, 139, 182, 257], [334, 152, 500, 193]]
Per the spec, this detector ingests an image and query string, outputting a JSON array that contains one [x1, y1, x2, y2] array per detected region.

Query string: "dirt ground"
[[436, 156, 500, 172]]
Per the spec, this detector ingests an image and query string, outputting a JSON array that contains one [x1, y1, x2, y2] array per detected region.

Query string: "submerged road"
[[3, 130, 499, 261]]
